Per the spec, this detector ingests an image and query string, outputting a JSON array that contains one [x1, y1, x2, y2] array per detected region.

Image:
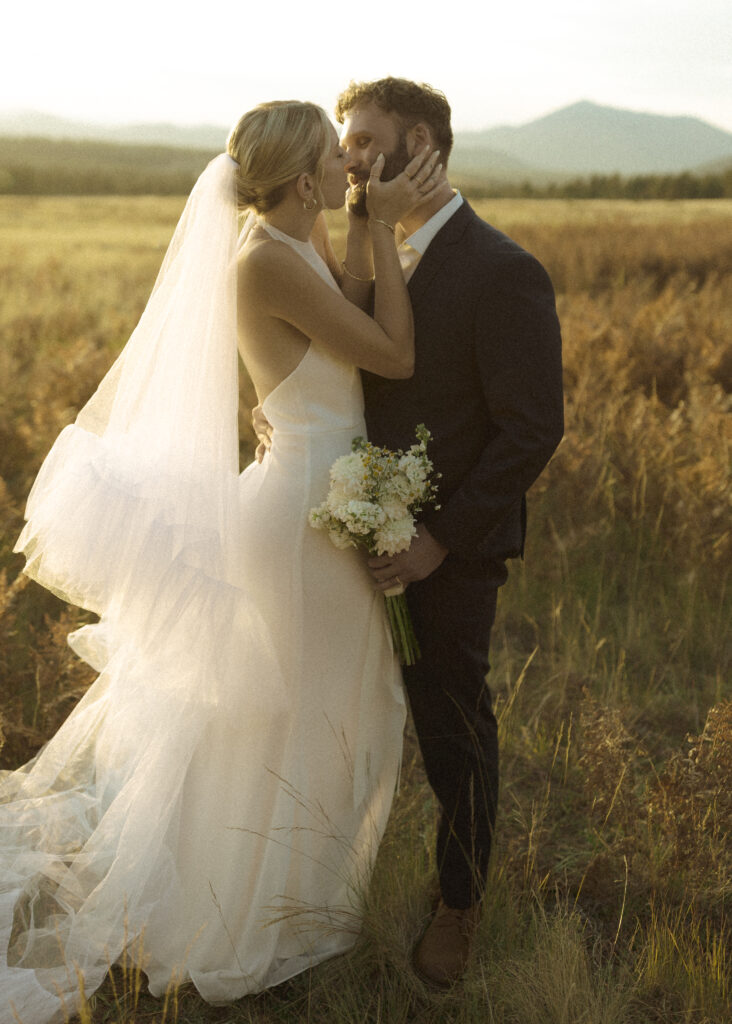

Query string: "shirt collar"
[[402, 191, 463, 255]]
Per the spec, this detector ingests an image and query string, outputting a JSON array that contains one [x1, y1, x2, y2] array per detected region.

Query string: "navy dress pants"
[[403, 556, 507, 909]]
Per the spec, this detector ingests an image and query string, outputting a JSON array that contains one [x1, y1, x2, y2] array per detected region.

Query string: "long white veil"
[[16, 154, 240, 635], [2, 154, 287, 1023]]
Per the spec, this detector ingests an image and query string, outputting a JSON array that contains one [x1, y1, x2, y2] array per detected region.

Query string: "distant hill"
[[0, 114, 551, 186], [448, 145, 560, 188], [2, 101, 732, 193], [459, 101, 732, 176], [0, 110, 228, 150]]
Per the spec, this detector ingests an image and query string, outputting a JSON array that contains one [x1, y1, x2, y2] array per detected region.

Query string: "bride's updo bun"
[[227, 101, 332, 214]]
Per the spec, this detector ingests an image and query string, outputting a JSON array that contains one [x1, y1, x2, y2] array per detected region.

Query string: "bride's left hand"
[[366, 146, 443, 227]]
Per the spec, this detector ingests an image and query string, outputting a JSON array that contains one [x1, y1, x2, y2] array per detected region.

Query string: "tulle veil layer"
[[2, 155, 289, 1022]]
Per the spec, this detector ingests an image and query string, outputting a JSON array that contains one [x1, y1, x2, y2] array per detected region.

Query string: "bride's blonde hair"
[[227, 101, 332, 214]]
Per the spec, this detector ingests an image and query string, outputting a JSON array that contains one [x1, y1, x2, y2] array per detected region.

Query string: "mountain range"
[[455, 101, 732, 178], [2, 100, 732, 182]]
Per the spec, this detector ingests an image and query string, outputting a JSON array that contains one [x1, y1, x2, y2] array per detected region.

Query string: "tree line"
[[0, 137, 215, 196], [2, 136, 731, 199], [483, 170, 732, 200]]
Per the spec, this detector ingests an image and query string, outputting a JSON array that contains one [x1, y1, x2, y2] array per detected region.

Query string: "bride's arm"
[[309, 207, 373, 313], [239, 240, 412, 378], [338, 215, 373, 311], [239, 149, 441, 379]]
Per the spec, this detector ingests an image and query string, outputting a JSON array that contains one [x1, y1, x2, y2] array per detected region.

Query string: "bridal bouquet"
[[309, 424, 439, 666]]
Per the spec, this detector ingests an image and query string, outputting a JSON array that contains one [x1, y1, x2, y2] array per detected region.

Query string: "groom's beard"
[[346, 133, 411, 218]]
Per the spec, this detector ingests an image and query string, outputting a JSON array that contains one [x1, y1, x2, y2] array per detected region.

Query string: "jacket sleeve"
[[422, 250, 564, 556]]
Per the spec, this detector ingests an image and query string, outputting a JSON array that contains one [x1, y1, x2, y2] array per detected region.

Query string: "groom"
[[335, 78, 563, 985]]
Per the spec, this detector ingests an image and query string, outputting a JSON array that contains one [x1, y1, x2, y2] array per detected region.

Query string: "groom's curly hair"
[[334, 77, 453, 165]]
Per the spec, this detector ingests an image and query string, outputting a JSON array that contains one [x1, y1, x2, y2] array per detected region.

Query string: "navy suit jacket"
[[362, 200, 564, 568]]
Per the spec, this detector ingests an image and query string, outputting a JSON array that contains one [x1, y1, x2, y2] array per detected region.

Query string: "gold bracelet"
[[370, 217, 395, 234], [341, 260, 374, 283]]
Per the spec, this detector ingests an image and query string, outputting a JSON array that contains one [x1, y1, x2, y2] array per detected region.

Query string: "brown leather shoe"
[[414, 899, 480, 987]]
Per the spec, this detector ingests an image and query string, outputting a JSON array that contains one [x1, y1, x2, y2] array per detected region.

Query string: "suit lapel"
[[407, 201, 474, 305]]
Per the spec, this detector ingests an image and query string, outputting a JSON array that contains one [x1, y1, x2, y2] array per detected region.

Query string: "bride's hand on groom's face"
[[365, 147, 443, 227]]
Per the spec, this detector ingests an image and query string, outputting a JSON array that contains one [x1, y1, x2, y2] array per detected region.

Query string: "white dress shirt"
[[399, 191, 464, 280]]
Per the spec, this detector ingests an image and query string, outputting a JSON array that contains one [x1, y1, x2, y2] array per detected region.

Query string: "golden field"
[[0, 196, 731, 1023]]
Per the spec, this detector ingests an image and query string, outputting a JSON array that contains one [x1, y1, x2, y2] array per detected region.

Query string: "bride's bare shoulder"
[[237, 232, 308, 296]]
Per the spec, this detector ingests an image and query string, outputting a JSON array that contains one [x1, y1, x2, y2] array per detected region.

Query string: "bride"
[[1, 100, 440, 1022]]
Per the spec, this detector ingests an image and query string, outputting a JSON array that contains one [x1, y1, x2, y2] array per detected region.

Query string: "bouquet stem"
[[384, 590, 421, 666]]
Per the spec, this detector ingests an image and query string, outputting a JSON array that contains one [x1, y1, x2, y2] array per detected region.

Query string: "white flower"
[[398, 453, 430, 496], [308, 504, 332, 529], [328, 529, 356, 550], [382, 470, 413, 502], [373, 515, 417, 555], [329, 453, 369, 497], [326, 485, 353, 513], [333, 500, 386, 535], [380, 497, 411, 521]]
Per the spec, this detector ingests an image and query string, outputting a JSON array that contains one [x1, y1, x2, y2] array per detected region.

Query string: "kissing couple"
[[3, 77, 562, 1021]]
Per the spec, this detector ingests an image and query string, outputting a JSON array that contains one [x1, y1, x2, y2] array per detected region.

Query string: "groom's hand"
[[368, 527, 448, 591], [251, 404, 272, 463]]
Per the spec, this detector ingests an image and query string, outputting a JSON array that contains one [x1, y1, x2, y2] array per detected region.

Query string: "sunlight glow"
[[4, 0, 732, 132]]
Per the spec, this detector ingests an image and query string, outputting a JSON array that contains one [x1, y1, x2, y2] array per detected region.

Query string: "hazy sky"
[[4, 0, 732, 133]]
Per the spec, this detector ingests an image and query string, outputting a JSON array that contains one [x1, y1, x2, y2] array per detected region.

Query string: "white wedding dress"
[[1, 206, 405, 1022]]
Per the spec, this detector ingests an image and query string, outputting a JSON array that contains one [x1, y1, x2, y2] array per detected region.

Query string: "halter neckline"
[[258, 220, 315, 255]]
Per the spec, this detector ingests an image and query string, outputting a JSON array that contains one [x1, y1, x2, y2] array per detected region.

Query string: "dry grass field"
[[0, 195, 731, 1022]]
